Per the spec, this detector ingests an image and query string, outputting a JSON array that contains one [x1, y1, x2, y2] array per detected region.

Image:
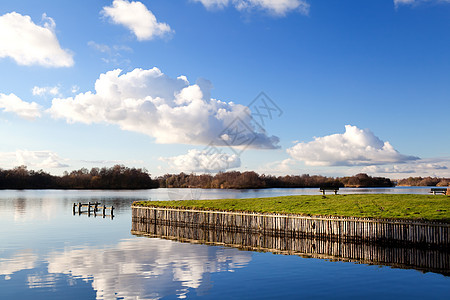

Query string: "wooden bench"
[[430, 188, 447, 195], [319, 187, 339, 195]]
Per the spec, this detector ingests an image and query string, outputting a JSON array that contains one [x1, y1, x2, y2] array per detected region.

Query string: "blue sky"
[[0, 0, 449, 178]]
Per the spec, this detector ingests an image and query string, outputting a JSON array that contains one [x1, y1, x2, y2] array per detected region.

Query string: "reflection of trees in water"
[[46, 238, 252, 299], [14, 197, 27, 217], [132, 223, 450, 277]]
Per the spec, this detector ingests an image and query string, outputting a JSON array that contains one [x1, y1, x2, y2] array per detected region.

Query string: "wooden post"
[[78, 202, 82, 215], [103, 205, 106, 218], [111, 206, 114, 219], [88, 202, 91, 214], [73, 203, 76, 215]]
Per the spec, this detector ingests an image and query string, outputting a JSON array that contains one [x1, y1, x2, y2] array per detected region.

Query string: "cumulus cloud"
[[0, 12, 73, 67], [0, 150, 69, 168], [48, 67, 279, 148], [161, 149, 241, 172], [287, 125, 419, 166], [0, 93, 42, 120], [193, 0, 310, 16], [102, 0, 172, 41], [32, 86, 61, 97]]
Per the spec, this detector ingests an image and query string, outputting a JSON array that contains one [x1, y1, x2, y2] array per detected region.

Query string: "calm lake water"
[[0, 187, 448, 299]]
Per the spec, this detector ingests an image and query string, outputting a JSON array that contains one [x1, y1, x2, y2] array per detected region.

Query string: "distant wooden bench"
[[319, 187, 339, 195], [430, 188, 447, 195]]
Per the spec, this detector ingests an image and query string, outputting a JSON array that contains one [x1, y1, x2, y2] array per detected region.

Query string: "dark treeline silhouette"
[[0, 166, 419, 190], [397, 177, 450, 187], [157, 172, 393, 189], [0, 165, 158, 189]]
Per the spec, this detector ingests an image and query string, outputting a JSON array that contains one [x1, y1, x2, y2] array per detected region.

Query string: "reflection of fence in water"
[[131, 207, 450, 246], [131, 221, 450, 276]]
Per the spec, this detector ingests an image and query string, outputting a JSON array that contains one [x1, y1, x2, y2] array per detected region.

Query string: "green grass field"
[[133, 194, 450, 222]]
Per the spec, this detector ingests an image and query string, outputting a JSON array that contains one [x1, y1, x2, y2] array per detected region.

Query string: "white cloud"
[[394, 0, 417, 5], [102, 0, 172, 41], [88, 41, 132, 66], [394, 0, 450, 7], [256, 158, 301, 175], [48, 67, 279, 148], [361, 158, 449, 175], [87, 41, 111, 53], [195, 0, 230, 9], [32, 86, 61, 97], [71, 85, 80, 94], [287, 125, 419, 166], [0, 12, 73, 67], [193, 0, 310, 16], [0, 93, 42, 120], [161, 149, 241, 172], [0, 150, 69, 169]]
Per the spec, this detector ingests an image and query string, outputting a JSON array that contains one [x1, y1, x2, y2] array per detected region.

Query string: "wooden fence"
[[131, 222, 450, 276], [131, 206, 450, 246]]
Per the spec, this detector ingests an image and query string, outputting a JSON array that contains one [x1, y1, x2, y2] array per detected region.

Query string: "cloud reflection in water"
[[0, 250, 38, 280], [46, 237, 252, 299]]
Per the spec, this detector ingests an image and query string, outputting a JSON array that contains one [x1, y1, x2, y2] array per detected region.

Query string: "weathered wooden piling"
[[73, 202, 114, 218], [131, 206, 450, 247]]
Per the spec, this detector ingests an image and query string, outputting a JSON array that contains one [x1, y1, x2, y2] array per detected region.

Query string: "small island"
[[134, 194, 450, 222], [132, 194, 450, 247]]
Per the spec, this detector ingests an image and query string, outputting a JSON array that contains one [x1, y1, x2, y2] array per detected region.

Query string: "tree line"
[[2, 165, 448, 190], [0, 165, 158, 189], [157, 172, 393, 189], [397, 177, 450, 187]]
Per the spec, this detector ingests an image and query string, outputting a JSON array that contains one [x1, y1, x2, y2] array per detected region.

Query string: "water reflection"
[[0, 250, 38, 280], [0, 189, 448, 299], [46, 238, 251, 299], [132, 222, 450, 277]]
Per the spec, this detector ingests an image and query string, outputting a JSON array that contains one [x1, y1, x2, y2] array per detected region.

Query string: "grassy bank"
[[134, 194, 450, 223]]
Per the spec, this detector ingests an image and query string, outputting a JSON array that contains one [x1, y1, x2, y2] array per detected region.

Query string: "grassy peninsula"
[[134, 194, 450, 223]]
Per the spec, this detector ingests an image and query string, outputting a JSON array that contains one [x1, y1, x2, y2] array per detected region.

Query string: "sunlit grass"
[[134, 194, 450, 222]]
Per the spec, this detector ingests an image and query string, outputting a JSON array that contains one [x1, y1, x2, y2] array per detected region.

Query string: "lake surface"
[[0, 188, 449, 299]]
